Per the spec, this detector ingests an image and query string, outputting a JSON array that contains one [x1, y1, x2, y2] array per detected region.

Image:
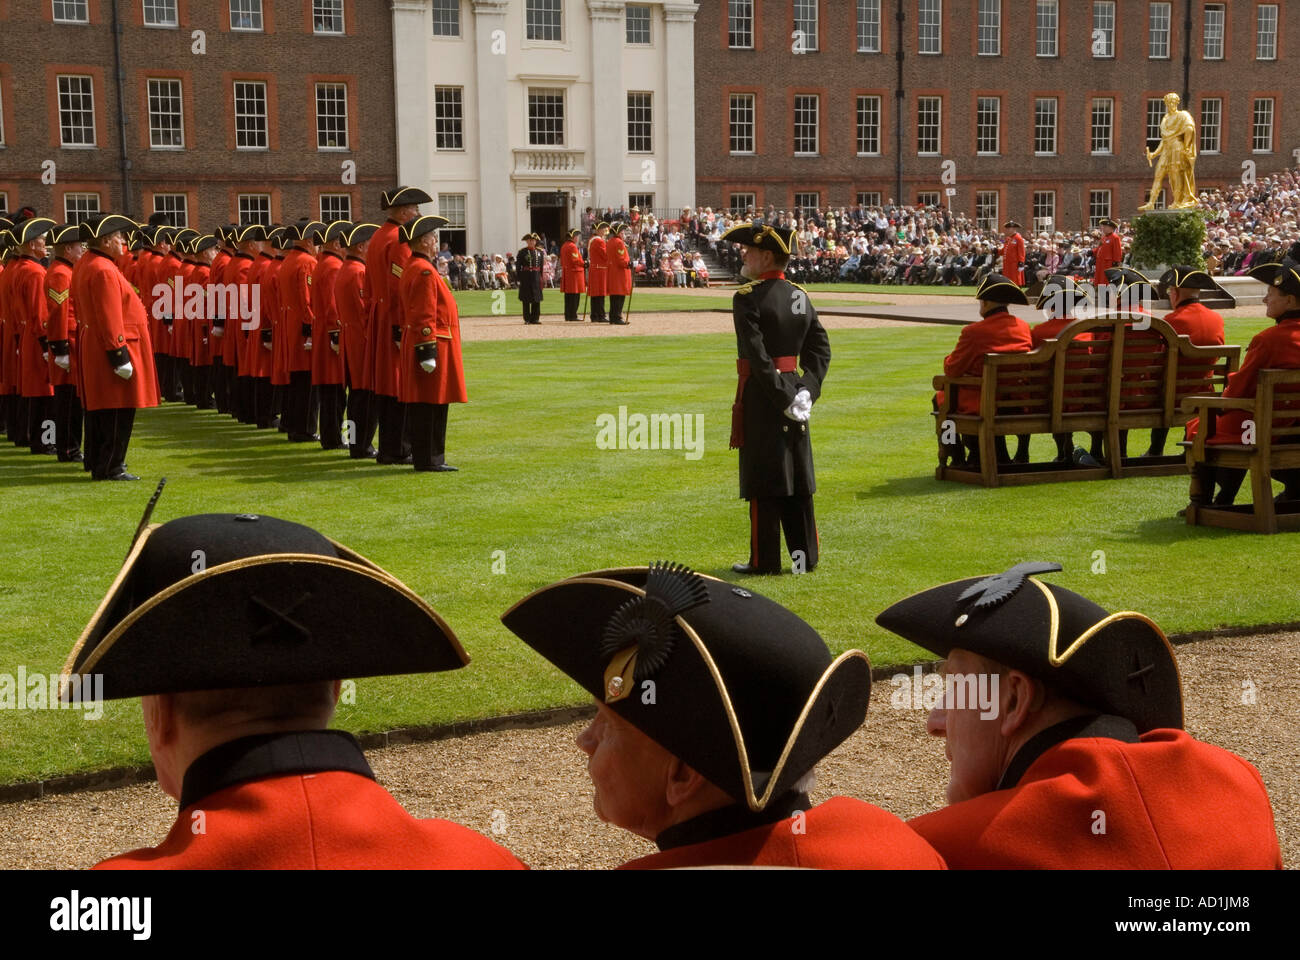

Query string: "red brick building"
[[694, 0, 1299, 230], [0, 0, 394, 227]]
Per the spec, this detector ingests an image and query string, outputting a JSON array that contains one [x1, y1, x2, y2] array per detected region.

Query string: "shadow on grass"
[[1120, 513, 1295, 543], [856, 473, 971, 498]]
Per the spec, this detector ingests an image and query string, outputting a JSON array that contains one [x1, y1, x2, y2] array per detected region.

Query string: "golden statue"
[[1139, 93, 1198, 210]]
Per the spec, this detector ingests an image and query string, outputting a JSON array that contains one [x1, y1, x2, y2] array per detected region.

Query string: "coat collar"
[[654, 790, 810, 852], [997, 714, 1139, 791]]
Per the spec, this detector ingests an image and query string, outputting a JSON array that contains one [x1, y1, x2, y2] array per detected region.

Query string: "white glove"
[[54, 354, 71, 371], [262, 340, 272, 351], [42, 352, 50, 363], [419, 357, 438, 373], [304, 337, 313, 351], [114, 360, 134, 381], [330, 341, 340, 354], [784, 388, 812, 422]]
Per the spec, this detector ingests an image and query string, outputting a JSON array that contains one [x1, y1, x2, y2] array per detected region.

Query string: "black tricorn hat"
[[191, 234, 219, 254], [61, 508, 467, 702], [1249, 257, 1300, 299], [343, 222, 380, 248], [236, 222, 269, 244], [1105, 265, 1156, 294], [286, 219, 325, 242], [380, 186, 433, 210], [876, 563, 1183, 733], [720, 222, 796, 257], [501, 564, 871, 812], [321, 220, 353, 244], [567, 228, 581, 238], [1158, 264, 1218, 298], [80, 214, 137, 242], [48, 223, 83, 246], [401, 215, 450, 244], [1003, 219, 1022, 229], [975, 273, 1030, 305], [1097, 217, 1119, 229], [13, 216, 56, 244], [1035, 273, 1091, 311]]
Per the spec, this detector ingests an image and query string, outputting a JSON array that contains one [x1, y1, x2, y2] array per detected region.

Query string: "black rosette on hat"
[[598, 562, 710, 699]]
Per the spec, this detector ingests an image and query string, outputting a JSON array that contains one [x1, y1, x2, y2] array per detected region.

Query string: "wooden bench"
[[1181, 368, 1300, 533], [933, 314, 1240, 486]]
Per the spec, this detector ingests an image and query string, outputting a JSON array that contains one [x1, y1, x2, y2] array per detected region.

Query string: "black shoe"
[[320, 443, 344, 451], [731, 562, 780, 575], [57, 451, 85, 463], [30, 445, 57, 456], [349, 446, 378, 459], [427, 463, 458, 472], [376, 454, 414, 465], [109, 471, 141, 481], [609, 319, 629, 325], [287, 433, 320, 443]]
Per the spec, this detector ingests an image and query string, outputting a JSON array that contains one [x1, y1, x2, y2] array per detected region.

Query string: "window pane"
[[793, 95, 818, 154], [1036, 0, 1058, 56], [1034, 97, 1057, 154], [237, 194, 271, 225], [976, 96, 999, 154], [316, 83, 348, 149], [729, 93, 754, 153], [64, 192, 101, 223], [1089, 190, 1111, 227], [1032, 191, 1055, 234], [320, 194, 352, 222], [1092, 1, 1114, 57], [625, 4, 650, 44], [1149, 2, 1170, 58], [1253, 99, 1274, 152], [729, 193, 756, 214], [728, 0, 753, 48], [627, 92, 652, 153], [234, 81, 267, 149], [793, 0, 818, 51], [147, 78, 183, 148], [1199, 98, 1221, 154], [917, 191, 940, 207], [794, 192, 819, 210], [143, 0, 178, 27], [1257, 5, 1277, 60], [528, 89, 565, 145], [1203, 4, 1224, 60], [57, 75, 95, 146], [1146, 98, 1165, 146], [857, 191, 882, 207], [917, 96, 940, 154], [975, 191, 998, 232], [53, 1, 89, 22], [977, 0, 1000, 55], [918, 0, 941, 54], [1091, 98, 1113, 154], [856, 96, 880, 155], [525, 0, 562, 42], [857, 0, 880, 52], [434, 86, 464, 150], [152, 193, 188, 227], [432, 0, 460, 36], [313, 0, 344, 34], [230, 0, 263, 31]]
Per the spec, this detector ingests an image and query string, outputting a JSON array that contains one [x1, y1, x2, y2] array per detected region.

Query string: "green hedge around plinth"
[[1129, 210, 1208, 272]]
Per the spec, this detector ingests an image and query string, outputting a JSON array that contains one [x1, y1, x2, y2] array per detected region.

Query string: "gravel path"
[[1, 630, 1293, 869], [460, 310, 913, 342]]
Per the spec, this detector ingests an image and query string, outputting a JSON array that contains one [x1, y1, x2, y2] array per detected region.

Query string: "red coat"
[[0, 261, 13, 396], [243, 255, 278, 379], [1030, 314, 1089, 348], [1165, 299, 1225, 346], [937, 308, 1034, 415], [70, 249, 160, 411], [151, 252, 183, 355], [222, 254, 255, 370], [606, 236, 633, 296], [278, 248, 316, 377], [1002, 233, 1026, 285], [909, 729, 1282, 869], [311, 251, 345, 385], [560, 239, 586, 293], [9, 256, 54, 398], [399, 252, 467, 405], [335, 256, 370, 390], [1208, 316, 1300, 445], [94, 735, 525, 870], [170, 260, 196, 361], [190, 263, 214, 366], [366, 221, 407, 399], [45, 257, 79, 390], [587, 236, 608, 296], [620, 797, 946, 870], [1093, 231, 1123, 284]]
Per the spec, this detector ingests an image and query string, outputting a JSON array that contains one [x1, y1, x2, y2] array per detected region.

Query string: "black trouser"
[[1147, 427, 1170, 457], [254, 377, 274, 428], [409, 402, 449, 469], [609, 295, 627, 324], [376, 394, 409, 460], [192, 364, 213, 409], [316, 384, 344, 449], [962, 435, 1016, 466], [285, 371, 315, 438], [52, 384, 83, 459], [9, 396, 30, 446], [236, 375, 255, 423], [26, 395, 55, 453], [271, 384, 285, 429], [213, 358, 230, 413], [86, 407, 136, 479], [177, 358, 194, 404], [747, 496, 818, 574], [81, 403, 95, 471], [590, 296, 607, 322], [153, 352, 170, 400], [564, 293, 581, 321], [522, 301, 541, 324], [346, 387, 377, 457]]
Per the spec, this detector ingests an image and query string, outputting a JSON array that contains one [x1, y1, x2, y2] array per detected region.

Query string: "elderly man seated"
[[501, 563, 946, 869], [877, 562, 1282, 868]]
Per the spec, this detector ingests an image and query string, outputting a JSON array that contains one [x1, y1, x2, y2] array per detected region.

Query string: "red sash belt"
[[730, 355, 798, 449]]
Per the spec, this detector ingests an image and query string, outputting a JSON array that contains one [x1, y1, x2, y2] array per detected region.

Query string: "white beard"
[[740, 262, 758, 280]]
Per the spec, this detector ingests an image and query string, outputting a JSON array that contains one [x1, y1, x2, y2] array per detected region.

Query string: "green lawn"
[[452, 289, 882, 316], [0, 316, 1294, 784], [800, 283, 980, 296]]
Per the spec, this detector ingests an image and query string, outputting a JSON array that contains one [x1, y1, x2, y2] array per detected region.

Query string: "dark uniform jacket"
[[732, 272, 831, 500], [516, 248, 544, 302], [95, 731, 526, 870]]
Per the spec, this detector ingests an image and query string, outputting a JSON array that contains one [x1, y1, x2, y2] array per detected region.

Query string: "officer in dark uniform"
[[722, 223, 830, 575], [63, 507, 524, 870], [516, 233, 544, 324], [500, 563, 944, 869]]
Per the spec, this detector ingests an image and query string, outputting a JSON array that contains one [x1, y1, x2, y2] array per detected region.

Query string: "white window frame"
[[64, 192, 101, 224], [1034, 97, 1057, 156], [1146, 98, 1165, 146], [917, 95, 941, 156], [315, 82, 349, 151], [729, 93, 755, 155], [977, 0, 1001, 56], [52, 0, 89, 23], [917, 191, 941, 207], [625, 4, 651, 45], [976, 96, 1000, 155], [434, 86, 464, 151], [237, 193, 271, 225], [319, 194, 352, 223], [527, 87, 566, 146], [857, 191, 882, 207], [1090, 97, 1114, 155], [975, 190, 999, 232], [143, 0, 178, 28], [1203, 4, 1225, 60], [728, 192, 756, 214], [1088, 189, 1112, 228], [312, 0, 345, 35], [627, 192, 654, 211], [230, 0, 263, 32], [1200, 98, 1221, 155], [1092, 1, 1115, 58], [793, 94, 819, 156], [1036, 0, 1058, 57], [918, 0, 942, 54], [524, 0, 563, 43], [793, 192, 820, 211], [431, 0, 460, 37], [627, 92, 653, 154], [147, 78, 184, 149], [856, 95, 881, 156], [857, 0, 881, 53], [728, 0, 753, 49], [1256, 4, 1278, 61], [152, 193, 188, 227], [233, 80, 268, 150], [1252, 98, 1274, 154], [1032, 191, 1056, 235], [793, 0, 819, 52], [57, 74, 96, 148], [1149, 2, 1171, 59]]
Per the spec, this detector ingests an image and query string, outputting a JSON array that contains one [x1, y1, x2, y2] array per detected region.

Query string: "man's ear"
[[664, 756, 712, 809], [999, 670, 1043, 738], [143, 693, 178, 747]]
